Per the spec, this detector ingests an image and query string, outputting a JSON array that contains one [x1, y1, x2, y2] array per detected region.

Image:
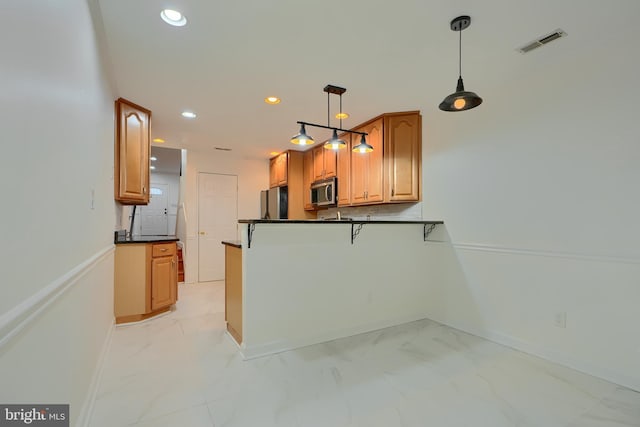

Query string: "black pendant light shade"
[[352, 134, 373, 153], [324, 129, 346, 150], [439, 76, 483, 111], [290, 123, 314, 145], [439, 15, 483, 112]]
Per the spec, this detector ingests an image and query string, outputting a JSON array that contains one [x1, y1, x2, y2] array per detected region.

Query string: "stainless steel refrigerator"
[[260, 186, 288, 219]]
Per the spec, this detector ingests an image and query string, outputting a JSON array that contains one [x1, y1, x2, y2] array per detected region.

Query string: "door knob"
[[199, 231, 205, 235]]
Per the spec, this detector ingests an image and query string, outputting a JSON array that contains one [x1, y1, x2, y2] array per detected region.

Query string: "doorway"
[[198, 173, 238, 282], [135, 146, 182, 236], [138, 183, 168, 235]]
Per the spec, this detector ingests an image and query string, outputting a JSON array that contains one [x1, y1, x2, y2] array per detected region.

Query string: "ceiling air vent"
[[517, 29, 567, 54]]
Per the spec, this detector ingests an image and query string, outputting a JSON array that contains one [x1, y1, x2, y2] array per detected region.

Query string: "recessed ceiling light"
[[264, 96, 281, 105], [160, 9, 187, 27], [181, 111, 197, 118], [152, 138, 165, 143], [335, 112, 349, 120], [150, 165, 156, 170], [150, 156, 157, 161]]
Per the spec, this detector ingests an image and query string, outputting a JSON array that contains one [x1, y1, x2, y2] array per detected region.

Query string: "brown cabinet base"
[[115, 306, 172, 325]]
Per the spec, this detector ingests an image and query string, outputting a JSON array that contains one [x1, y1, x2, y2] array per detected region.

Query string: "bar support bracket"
[[423, 223, 437, 241], [351, 223, 364, 244], [248, 223, 256, 248]]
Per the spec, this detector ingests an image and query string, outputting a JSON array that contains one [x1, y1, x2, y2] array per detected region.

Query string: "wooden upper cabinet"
[[303, 149, 315, 210], [384, 112, 422, 202], [269, 152, 288, 188], [351, 117, 384, 205], [114, 98, 151, 204], [269, 157, 278, 188], [312, 145, 337, 181], [336, 133, 351, 207]]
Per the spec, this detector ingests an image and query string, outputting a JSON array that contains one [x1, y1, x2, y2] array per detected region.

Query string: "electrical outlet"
[[90, 189, 95, 210], [554, 312, 567, 328]]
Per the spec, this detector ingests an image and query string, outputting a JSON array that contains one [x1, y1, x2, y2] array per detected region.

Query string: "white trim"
[[430, 317, 640, 393], [76, 319, 115, 427], [240, 312, 430, 360], [452, 242, 640, 265], [0, 245, 115, 349]]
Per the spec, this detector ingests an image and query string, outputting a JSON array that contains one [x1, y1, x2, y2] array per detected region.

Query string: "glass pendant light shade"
[[290, 123, 314, 145], [352, 134, 373, 153], [324, 129, 346, 150], [439, 77, 483, 111]]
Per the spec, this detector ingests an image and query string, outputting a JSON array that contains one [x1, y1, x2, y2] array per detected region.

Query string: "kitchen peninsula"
[[223, 219, 451, 359]]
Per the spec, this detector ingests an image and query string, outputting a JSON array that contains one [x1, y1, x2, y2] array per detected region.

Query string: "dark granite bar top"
[[114, 232, 179, 244], [238, 219, 444, 225], [221, 240, 242, 248]]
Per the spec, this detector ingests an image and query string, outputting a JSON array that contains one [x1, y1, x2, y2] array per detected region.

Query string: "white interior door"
[[198, 173, 238, 282], [138, 183, 168, 235]]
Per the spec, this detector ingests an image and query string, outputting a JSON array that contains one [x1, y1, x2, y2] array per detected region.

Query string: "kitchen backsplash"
[[320, 202, 422, 221]]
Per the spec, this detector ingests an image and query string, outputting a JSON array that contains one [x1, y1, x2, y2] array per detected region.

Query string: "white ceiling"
[[96, 0, 639, 159]]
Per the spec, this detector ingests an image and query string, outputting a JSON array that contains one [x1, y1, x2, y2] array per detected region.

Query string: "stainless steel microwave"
[[310, 177, 337, 207]]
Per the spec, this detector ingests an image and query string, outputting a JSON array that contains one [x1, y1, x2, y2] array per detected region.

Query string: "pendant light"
[[352, 134, 373, 153], [439, 15, 483, 112], [290, 123, 314, 146], [291, 84, 371, 153], [326, 129, 346, 150]]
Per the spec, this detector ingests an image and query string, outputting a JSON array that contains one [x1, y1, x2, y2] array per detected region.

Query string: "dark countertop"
[[238, 219, 444, 225], [114, 233, 179, 244], [221, 240, 242, 248]]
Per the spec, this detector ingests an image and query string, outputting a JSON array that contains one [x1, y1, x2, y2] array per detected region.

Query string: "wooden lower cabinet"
[[114, 241, 178, 324], [224, 244, 242, 344]]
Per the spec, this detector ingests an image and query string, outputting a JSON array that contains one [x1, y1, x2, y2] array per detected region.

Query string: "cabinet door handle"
[[143, 186, 147, 195], [160, 248, 168, 252], [391, 188, 395, 197]]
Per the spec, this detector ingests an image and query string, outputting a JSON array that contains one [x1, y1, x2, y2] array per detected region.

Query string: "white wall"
[[183, 149, 268, 282], [421, 24, 640, 390], [0, 0, 116, 424], [240, 222, 460, 359]]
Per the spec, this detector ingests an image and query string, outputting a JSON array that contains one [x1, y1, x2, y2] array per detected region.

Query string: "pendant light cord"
[[458, 25, 462, 78]]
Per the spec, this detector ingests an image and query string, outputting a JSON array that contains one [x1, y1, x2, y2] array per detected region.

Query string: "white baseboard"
[[241, 312, 430, 360], [430, 317, 640, 393], [76, 319, 115, 427]]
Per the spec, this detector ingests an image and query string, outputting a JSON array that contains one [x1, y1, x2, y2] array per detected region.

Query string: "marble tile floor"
[[90, 281, 640, 427]]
